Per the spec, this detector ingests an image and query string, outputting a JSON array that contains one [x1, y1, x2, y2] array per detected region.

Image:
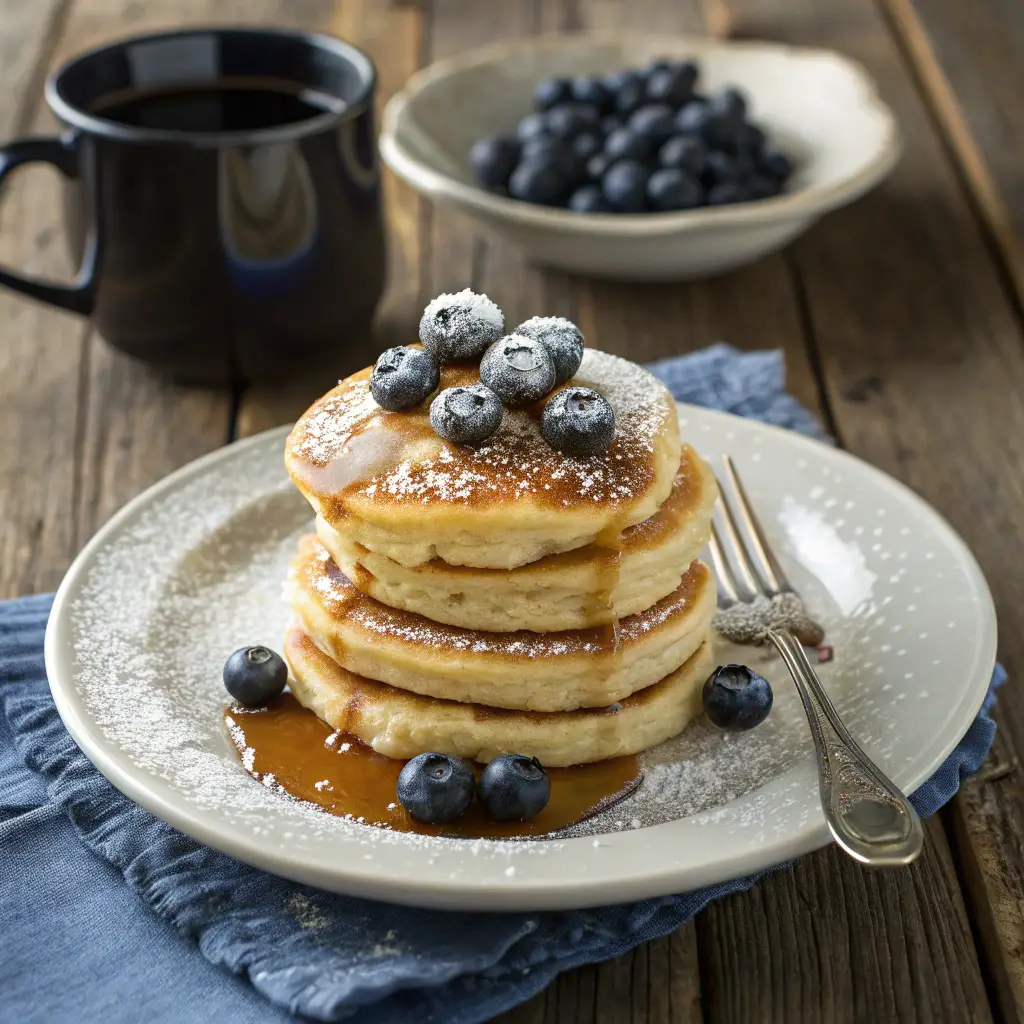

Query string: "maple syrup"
[[225, 694, 642, 839]]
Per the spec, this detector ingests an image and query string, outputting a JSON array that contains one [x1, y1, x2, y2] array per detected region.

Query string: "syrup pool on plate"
[[225, 694, 642, 839]]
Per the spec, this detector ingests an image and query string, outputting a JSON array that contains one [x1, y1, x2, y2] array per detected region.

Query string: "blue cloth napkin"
[[0, 345, 1004, 1024]]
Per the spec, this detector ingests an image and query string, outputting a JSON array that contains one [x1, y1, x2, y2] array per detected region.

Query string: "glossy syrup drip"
[[225, 695, 642, 839]]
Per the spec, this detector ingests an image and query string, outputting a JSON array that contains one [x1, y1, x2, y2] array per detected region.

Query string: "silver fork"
[[708, 455, 923, 867]]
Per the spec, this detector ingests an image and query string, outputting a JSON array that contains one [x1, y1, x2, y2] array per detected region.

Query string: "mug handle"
[[0, 134, 95, 314]]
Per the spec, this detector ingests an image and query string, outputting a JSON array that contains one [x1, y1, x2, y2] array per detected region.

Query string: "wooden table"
[[2, 0, 1022, 1020]]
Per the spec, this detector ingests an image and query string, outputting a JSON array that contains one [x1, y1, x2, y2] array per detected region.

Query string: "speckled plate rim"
[[45, 408, 997, 911]]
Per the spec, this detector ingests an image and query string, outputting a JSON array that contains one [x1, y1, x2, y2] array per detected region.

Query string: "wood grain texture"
[[880, 0, 1024, 313]]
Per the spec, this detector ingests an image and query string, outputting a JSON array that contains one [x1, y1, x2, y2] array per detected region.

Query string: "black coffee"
[[90, 77, 344, 132]]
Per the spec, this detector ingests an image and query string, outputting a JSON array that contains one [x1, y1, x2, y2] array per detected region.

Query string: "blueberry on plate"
[[541, 386, 615, 456], [520, 135, 581, 182], [508, 159, 569, 206], [600, 113, 625, 136], [370, 346, 440, 411], [602, 68, 638, 94], [480, 334, 556, 406], [702, 150, 739, 187], [533, 75, 572, 111], [702, 664, 773, 730], [601, 159, 649, 213], [710, 86, 748, 126], [514, 315, 585, 384], [603, 126, 652, 163], [516, 112, 549, 142], [674, 100, 715, 140], [470, 135, 521, 189], [747, 175, 779, 200], [613, 77, 645, 117], [568, 184, 609, 213], [732, 122, 766, 157], [223, 645, 288, 707], [646, 168, 704, 211], [397, 752, 476, 824], [571, 131, 603, 163], [706, 181, 746, 205], [644, 65, 695, 108], [628, 104, 676, 145], [546, 103, 599, 140], [658, 134, 707, 176], [586, 152, 612, 181], [478, 754, 550, 820], [570, 75, 611, 110], [419, 288, 505, 362], [759, 148, 792, 184], [429, 384, 504, 446], [639, 57, 675, 80]]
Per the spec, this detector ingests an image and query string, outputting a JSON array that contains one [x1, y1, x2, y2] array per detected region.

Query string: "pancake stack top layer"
[[283, 293, 718, 766]]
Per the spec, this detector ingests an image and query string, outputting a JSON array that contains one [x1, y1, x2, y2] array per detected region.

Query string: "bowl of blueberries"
[[380, 33, 899, 280]]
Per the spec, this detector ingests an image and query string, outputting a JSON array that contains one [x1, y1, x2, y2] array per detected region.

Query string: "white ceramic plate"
[[46, 408, 995, 911], [380, 33, 900, 280]]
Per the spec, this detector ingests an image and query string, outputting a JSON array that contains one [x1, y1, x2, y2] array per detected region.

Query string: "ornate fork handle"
[[765, 628, 924, 865]]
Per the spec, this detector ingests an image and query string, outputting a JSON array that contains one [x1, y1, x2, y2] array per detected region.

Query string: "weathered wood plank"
[[881, 0, 1024, 313]]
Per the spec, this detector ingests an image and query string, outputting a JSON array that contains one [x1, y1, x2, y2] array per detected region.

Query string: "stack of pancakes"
[[283, 349, 717, 766]]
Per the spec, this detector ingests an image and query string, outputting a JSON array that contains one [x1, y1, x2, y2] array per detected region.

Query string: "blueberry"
[[478, 754, 550, 820], [600, 113, 625, 136], [470, 135, 521, 190], [508, 159, 569, 206], [223, 645, 287, 707], [747, 175, 779, 200], [759, 147, 792, 184], [429, 384, 503, 446], [628, 104, 676, 145], [370, 346, 440, 411], [480, 334, 556, 406], [570, 75, 611, 110], [533, 75, 572, 111], [546, 103, 599, 140], [516, 112, 549, 142], [521, 135, 581, 182], [571, 131, 602, 163], [732, 121, 766, 156], [601, 160, 649, 213], [640, 57, 675, 80], [586, 152, 611, 181], [658, 134, 707, 175], [397, 752, 475, 824], [568, 184, 610, 212], [603, 126, 652, 163], [706, 181, 745, 205], [419, 288, 505, 362], [514, 315, 585, 384], [647, 168, 704, 211], [644, 64, 696, 107], [702, 150, 739, 187], [702, 664, 773, 730], [675, 100, 715, 140], [602, 69, 639, 94], [613, 78, 645, 117], [710, 86, 748, 126], [541, 386, 615, 456]]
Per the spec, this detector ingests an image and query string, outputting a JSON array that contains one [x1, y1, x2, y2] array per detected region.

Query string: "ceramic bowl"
[[379, 33, 901, 280]]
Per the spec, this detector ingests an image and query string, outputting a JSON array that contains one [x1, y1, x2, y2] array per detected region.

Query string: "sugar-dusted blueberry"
[[603, 126, 652, 163], [613, 77, 645, 117], [644, 63, 697, 107], [546, 103, 599, 140], [223, 645, 287, 707], [533, 75, 572, 111], [601, 159, 649, 213], [571, 131, 603, 163], [370, 346, 440, 411], [658, 134, 707, 176], [759, 147, 792, 184], [477, 754, 550, 820], [419, 288, 505, 363], [702, 664, 773, 730], [480, 334, 556, 406], [541, 386, 616, 456], [514, 315, 584, 384], [647, 168, 704, 211], [470, 135, 521, 189], [568, 184, 610, 213], [586, 152, 611, 181], [570, 75, 611, 110], [397, 752, 476, 824], [516, 112, 549, 142], [429, 384, 504, 446], [508, 159, 569, 206], [521, 135, 581, 182], [706, 180, 745, 205], [628, 104, 676, 145]]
